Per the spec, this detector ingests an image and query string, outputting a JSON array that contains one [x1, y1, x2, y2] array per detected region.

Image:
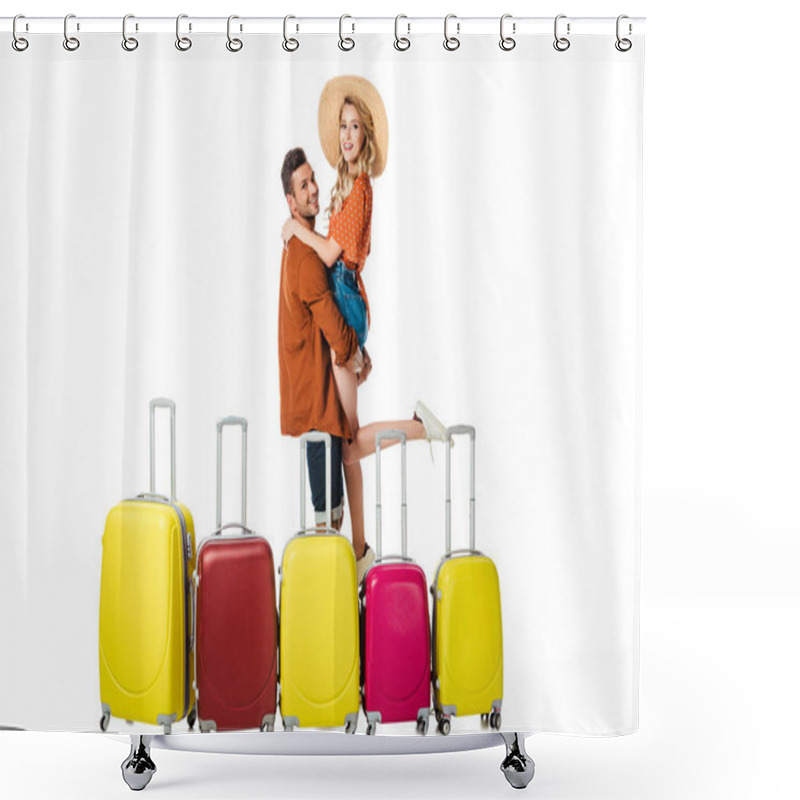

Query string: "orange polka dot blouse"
[[328, 172, 373, 324]]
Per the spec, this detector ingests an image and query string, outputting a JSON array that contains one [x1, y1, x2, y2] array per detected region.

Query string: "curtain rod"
[[1, 16, 646, 36]]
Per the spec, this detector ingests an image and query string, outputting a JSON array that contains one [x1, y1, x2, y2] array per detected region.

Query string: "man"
[[278, 147, 372, 576]]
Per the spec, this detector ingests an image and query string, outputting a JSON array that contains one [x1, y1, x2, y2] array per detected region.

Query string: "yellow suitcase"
[[98, 399, 197, 733], [432, 425, 503, 735], [279, 432, 360, 732]]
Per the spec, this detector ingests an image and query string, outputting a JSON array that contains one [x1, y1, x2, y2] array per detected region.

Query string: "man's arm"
[[297, 252, 360, 367]]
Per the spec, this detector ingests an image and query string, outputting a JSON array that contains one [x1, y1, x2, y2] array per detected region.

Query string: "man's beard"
[[298, 203, 318, 221]]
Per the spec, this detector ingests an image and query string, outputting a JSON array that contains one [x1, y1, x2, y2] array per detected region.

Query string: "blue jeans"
[[328, 260, 368, 347]]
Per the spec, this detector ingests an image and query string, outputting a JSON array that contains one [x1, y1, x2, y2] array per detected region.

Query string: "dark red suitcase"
[[195, 417, 278, 732], [361, 431, 431, 736]]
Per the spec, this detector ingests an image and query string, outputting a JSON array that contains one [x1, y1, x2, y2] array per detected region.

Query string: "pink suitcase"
[[361, 431, 431, 735], [194, 417, 278, 732]]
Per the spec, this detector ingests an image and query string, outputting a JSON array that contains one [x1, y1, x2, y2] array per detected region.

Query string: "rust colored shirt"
[[328, 172, 372, 323], [278, 237, 359, 441]]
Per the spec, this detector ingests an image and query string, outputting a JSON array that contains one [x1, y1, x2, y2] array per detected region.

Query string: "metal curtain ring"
[[339, 15, 355, 51], [12, 15, 29, 52], [176, 14, 192, 51], [443, 14, 460, 51], [122, 14, 139, 51], [394, 14, 410, 51], [553, 14, 570, 52], [227, 15, 243, 52], [283, 15, 299, 51], [63, 13, 80, 51], [615, 14, 632, 52], [499, 13, 516, 51]]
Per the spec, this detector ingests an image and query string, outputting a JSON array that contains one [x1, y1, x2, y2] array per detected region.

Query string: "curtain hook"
[[122, 14, 139, 52], [12, 15, 29, 52], [283, 15, 299, 52], [499, 14, 516, 51], [339, 15, 355, 51], [553, 14, 570, 52], [443, 14, 460, 51], [175, 14, 192, 51], [227, 15, 243, 52], [394, 15, 410, 51], [615, 14, 632, 52], [63, 13, 80, 51]]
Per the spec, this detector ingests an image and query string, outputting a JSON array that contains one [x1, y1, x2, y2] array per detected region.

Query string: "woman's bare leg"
[[343, 461, 365, 557], [343, 418, 426, 463], [332, 357, 367, 559], [332, 350, 430, 555]]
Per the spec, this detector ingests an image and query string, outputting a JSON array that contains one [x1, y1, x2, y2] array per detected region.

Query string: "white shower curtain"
[[0, 24, 643, 735]]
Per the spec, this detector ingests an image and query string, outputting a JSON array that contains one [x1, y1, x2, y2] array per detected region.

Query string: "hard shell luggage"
[[361, 431, 431, 736], [431, 425, 503, 735], [98, 398, 197, 734], [279, 432, 360, 732], [194, 417, 278, 733]]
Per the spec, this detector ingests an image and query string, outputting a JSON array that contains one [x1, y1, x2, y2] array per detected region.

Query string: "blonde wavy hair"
[[327, 95, 377, 218]]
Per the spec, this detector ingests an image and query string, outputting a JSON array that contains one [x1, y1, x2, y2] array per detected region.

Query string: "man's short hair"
[[281, 148, 308, 197]]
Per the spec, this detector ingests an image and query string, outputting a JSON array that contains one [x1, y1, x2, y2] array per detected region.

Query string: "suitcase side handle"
[[216, 416, 248, 529], [445, 424, 476, 554], [375, 430, 407, 560], [299, 432, 332, 531], [149, 398, 176, 501]]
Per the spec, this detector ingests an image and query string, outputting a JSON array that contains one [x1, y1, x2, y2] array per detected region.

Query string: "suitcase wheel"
[[437, 716, 451, 736], [366, 721, 377, 736], [490, 711, 502, 731], [187, 708, 197, 730], [100, 710, 111, 732], [416, 716, 429, 736], [345, 719, 357, 735]]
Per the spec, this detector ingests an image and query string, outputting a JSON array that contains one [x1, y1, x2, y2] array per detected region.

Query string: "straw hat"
[[318, 75, 388, 178]]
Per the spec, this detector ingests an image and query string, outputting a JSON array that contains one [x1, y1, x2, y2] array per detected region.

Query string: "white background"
[[1, 1, 798, 799]]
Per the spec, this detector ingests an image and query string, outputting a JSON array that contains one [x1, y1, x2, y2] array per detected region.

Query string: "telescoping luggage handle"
[[375, 430, 410, 561], [150, 398, 176, 502], [446, 424, 476, 554], [299, 432, 332, 532], [215, 416, 252, 535]]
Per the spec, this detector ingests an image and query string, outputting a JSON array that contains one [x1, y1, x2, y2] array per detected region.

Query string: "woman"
[[283, 75, 446, 581]]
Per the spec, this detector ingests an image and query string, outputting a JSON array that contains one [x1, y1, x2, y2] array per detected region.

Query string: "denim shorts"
[[306, 434, 344, 525], [328, 260, 368, 347]]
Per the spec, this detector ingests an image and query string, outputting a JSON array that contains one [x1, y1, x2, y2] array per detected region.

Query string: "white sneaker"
[[356, 544, 376, 584], [414, 401, 447, 443]]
